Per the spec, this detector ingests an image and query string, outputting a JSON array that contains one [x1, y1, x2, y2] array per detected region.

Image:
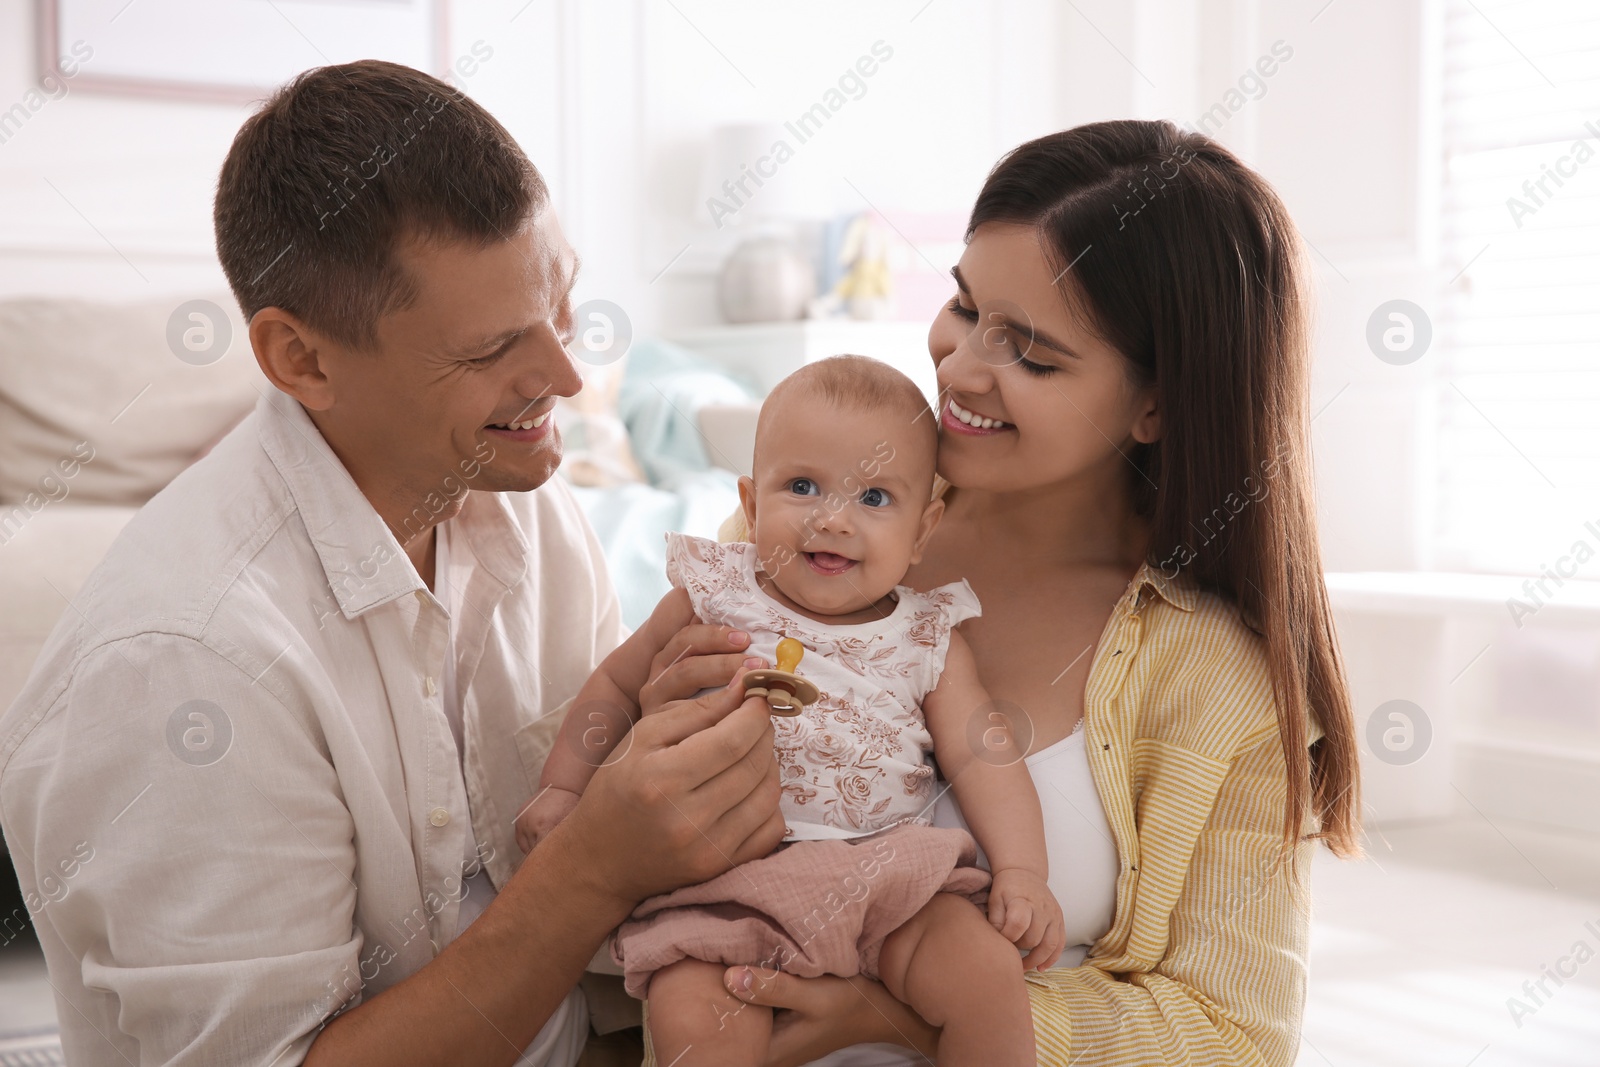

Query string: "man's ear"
[[737, 475, 758, 531], [1130, 385, 1161, 445], [908, 495, 946, 565], [250, 307, 338, 412]]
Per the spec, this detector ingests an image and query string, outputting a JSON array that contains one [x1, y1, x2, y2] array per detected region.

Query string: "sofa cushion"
[[0, 295, 266, 506], [0, 503, 139, 712]]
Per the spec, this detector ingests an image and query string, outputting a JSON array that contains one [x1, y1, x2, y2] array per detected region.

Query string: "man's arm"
[[1, 635, 371, 1067], [308, 678, 784, 1066]]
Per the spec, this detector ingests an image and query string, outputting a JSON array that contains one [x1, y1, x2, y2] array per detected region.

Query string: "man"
[[0, 60, 782, 1066]]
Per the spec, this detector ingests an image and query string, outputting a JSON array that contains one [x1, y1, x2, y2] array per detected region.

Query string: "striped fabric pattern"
[[1023, 565, 1317, 1067]]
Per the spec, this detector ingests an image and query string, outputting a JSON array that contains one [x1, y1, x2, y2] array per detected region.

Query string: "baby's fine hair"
[[759, 354, 934, 447]]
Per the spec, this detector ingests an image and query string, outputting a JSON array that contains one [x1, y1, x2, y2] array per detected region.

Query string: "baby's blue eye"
[[860, 487, 891, 508], [789, 478, 820, 496]]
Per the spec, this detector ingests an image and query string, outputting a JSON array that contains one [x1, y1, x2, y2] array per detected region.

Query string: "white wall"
[[0, 0, 246, 297], [0, 0, 1431, 572], [0, 0, 1108, 324], [1189, 0, 1439, 573], [1260, 0, 1440, 574]]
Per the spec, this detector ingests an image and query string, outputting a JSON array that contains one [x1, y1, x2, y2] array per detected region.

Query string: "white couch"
[[0, 295, 263, 713]]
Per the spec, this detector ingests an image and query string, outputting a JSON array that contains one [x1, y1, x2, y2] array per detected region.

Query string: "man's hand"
[[987, 867, 1065, 971], [636, 588, 766, 717], [515, 787, 581, 855], [551, 672, 785, 908]]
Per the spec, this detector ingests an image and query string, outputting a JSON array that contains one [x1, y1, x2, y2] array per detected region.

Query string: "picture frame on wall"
[[37, 0, 449, 103]]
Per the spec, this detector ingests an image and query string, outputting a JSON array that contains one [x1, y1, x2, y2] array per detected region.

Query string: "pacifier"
[[741, 637, 821, 716]]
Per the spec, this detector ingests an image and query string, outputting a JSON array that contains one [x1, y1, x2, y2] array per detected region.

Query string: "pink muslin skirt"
[[610, 823, 991, 999]]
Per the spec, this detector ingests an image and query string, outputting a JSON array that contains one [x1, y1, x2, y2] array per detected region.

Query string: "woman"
[[712, 119, 1362, 1065]]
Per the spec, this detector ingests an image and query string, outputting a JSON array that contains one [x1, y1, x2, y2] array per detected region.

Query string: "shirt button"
[[429, 807, 450, 827], [424, 675, 438, 697]]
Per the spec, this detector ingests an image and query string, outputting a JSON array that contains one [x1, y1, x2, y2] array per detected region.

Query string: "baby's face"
[[739, 394, 942, 618]]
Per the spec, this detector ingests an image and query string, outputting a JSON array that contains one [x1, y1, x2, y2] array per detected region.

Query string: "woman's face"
[[928, 221, 1159, 494]]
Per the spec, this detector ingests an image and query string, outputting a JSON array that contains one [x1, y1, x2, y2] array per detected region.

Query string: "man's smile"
[[485, 404, 556, 442]]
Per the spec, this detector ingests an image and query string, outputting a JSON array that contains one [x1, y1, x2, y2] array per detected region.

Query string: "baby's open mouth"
[[804, 551, 858, 576]]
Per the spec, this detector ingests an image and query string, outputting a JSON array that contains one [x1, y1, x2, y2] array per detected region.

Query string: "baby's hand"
[[987, 868, 1065, 971], [514, 787, 582, 856]]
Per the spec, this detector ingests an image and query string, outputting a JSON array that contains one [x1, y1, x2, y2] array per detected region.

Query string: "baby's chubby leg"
[[877, 892, 1037, 1067], [647, 958, 772, 1067]]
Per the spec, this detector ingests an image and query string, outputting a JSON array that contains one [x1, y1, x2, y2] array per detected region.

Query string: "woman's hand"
[[636, 588, 767, 717], [722, 967, 940, 1067]]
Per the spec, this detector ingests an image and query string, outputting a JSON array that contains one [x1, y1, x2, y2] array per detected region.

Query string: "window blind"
[[1437, 0, 1600, 573]]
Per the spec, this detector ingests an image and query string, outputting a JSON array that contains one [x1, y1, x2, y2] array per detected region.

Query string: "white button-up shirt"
[[0, 387, 625, 1066]]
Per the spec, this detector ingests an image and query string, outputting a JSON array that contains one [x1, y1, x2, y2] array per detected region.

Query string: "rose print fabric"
[[664, 532, 982, 841]]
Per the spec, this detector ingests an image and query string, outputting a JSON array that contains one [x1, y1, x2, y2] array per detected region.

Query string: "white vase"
[[718, 236, 816, 324]]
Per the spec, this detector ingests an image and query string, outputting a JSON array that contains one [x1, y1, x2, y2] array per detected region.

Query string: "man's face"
[[317, 205, 583, 527]]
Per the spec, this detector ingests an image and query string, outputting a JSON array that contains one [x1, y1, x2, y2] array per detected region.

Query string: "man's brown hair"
[[214, 60, 546, 347]]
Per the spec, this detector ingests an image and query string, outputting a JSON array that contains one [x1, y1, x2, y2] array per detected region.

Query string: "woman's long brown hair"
[[969, 120, 1361, 857]]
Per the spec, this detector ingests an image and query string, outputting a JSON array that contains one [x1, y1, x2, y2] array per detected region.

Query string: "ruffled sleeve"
[[664, 531, 745, 624], [905, 578, 983, 696], [930, 578, 982, 628]]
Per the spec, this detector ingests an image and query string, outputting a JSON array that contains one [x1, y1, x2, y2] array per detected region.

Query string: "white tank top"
[[805, 720, 1119, 1067]]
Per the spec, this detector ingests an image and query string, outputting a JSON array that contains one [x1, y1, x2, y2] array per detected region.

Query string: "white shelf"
[[1325, 571, 1600, 623]]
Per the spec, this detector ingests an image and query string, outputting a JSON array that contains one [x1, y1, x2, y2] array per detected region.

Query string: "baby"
[[519, 355, 1062, 1066]]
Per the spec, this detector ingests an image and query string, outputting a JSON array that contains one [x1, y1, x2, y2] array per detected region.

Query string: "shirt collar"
[[255, 388, 527, 620], [1128, 561, 1199, 613]]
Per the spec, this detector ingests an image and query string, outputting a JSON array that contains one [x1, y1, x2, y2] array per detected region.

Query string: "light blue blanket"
[[565, 339, 756, 629]]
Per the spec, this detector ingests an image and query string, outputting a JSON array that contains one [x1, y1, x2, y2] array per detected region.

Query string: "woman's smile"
[[942, 397, 1014, 436]]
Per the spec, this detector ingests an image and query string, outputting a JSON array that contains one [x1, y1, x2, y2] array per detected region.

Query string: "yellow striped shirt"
[[649, 520, 1317, 1066], [1023, 562, 1317, 1066]]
